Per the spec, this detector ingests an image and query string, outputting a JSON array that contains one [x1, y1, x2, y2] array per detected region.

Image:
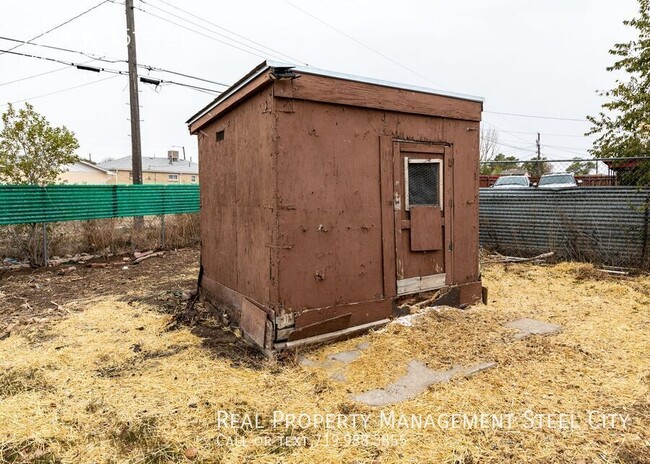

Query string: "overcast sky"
[[0, 0, 640, 163]]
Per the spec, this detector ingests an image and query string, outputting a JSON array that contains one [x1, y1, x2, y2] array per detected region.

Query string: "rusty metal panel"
[[240, 299, 268, 348], [288, 313, 352, 341], [295, 299, 393, 330], [410, 206, 443, 251]]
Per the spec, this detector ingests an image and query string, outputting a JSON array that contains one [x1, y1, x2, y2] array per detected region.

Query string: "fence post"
[[42, 222, 48, 267], [161, 214, 165, 248], [642, 193, 650, 268]]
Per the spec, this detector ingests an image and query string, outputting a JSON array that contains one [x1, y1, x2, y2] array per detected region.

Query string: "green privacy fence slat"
[[0, 184, 200, 225]]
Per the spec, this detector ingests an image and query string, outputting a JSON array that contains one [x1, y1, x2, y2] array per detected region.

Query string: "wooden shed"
[[187, 61, 484, 354]]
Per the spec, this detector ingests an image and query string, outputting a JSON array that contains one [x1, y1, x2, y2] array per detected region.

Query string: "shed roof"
[[98, 156, 198, 174], [187, 60, 484, 128]]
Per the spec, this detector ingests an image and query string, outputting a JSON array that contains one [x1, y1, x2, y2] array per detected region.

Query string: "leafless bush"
[[0, 213, 200, 264], [163, 213, 200, 248], [80, 218, 123, 257]]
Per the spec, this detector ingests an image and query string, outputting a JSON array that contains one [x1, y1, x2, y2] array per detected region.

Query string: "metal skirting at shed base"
[[273, 319, 391, 351], [200, 275, 483, 356]]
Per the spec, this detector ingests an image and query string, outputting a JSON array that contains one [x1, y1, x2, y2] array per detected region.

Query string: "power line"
[[486, 138, 538, 154], [138, 64, 228, 87], [148, 0, 307, 65], [544, 145, 591, 156], [0, 35, 124, 63], [0, 36, 229, 87], [140, 77, 222, 94], [484, 110, 588, 122], [0, 1, 110, 57], [482, 121, 533, 145], [0, 65, 69, 87], [0, 48, 223, 95], [1, 74, 120, 106], [486, 138, 590, 159], [0, 48, 125, 73], [136, 3, 287, 63], [491, 128, 592, 138], [283, 0, 447, 90]]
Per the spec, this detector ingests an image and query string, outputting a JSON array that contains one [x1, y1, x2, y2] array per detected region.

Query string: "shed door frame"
[[403, 158, 444, 212], [379, 136, 454, 298]]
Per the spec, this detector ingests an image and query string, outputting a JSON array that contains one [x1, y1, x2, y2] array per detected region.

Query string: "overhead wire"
[[135, 2, 290, 64], [0, 65, 70, 88], [0, 48, 125, 73], [0, 48, 223, 95], [284, 0, 591, 124], [0, 0, 110, 57], [0, 36, 229, 87], [283, 0, 447, 90], [1, 74, 120, 106], [484, 110, 588, 122], [149, 0, 307, 65], [490, 128, 592, 138]]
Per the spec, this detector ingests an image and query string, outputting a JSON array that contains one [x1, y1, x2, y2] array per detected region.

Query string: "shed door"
[[390, 141, 453, 296]]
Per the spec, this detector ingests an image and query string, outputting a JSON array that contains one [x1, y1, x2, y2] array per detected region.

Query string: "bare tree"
[[480, 127, 501, 175], [480, 127, 499, 163]]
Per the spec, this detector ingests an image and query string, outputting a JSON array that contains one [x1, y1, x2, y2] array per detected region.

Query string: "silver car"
[[493, 175, 531, 188], [537, 172, 581, 188]]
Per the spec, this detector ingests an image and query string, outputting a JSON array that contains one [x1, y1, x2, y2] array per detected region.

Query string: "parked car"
[[537, 172, 582, 188], [492, 175, 531, 188]]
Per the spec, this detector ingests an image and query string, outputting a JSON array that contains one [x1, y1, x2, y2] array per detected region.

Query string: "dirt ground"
[[0, 249, 200, 333], [0, 249, 649, 463]]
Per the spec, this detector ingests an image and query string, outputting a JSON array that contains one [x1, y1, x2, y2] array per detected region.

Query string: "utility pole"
[[125, 0, 142, 185], [536, 132, 542, 177]]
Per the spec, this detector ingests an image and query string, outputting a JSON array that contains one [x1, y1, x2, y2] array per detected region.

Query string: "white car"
[[537, 172, 581, 188], [492, 175, 531, 188]]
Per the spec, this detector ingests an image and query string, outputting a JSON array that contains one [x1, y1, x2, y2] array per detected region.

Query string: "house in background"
[[58, 159, 116, 184], [98, 150, 199, 184]]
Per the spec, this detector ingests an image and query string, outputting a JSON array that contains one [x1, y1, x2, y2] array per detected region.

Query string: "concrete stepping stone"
[[353, 359, 497, 406], [299, 342, 372, 381], [503, 318, 562, 340]]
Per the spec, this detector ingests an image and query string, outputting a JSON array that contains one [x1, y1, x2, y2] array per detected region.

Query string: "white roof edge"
[[267, 60, 485, 104], [77, 159, 115, 174], [187, 61, 484, 127]]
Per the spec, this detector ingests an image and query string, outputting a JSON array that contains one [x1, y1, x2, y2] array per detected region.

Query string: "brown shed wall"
[[274, 98, 481, 320], [198, 85, 276, 310]]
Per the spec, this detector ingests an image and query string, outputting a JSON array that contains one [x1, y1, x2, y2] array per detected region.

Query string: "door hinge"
[[447, 158, 454, 168], [448, 242, 453, 251]]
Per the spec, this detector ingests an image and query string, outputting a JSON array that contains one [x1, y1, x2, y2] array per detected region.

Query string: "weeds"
[[0, 439, 61, 464], [0, 368, 50, 397], [110, 416, 184, 463]]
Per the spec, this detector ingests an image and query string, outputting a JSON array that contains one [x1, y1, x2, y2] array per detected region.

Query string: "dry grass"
[[0, 262, 648, 463]]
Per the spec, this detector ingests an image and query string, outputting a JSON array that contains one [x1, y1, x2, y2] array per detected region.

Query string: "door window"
[[404, 158, 443, 210]]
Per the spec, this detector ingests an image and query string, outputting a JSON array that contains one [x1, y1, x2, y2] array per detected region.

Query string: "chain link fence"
[[480, 156, 650, 188], [479, 157, 650, 268], [0, 214, 200, 269]]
